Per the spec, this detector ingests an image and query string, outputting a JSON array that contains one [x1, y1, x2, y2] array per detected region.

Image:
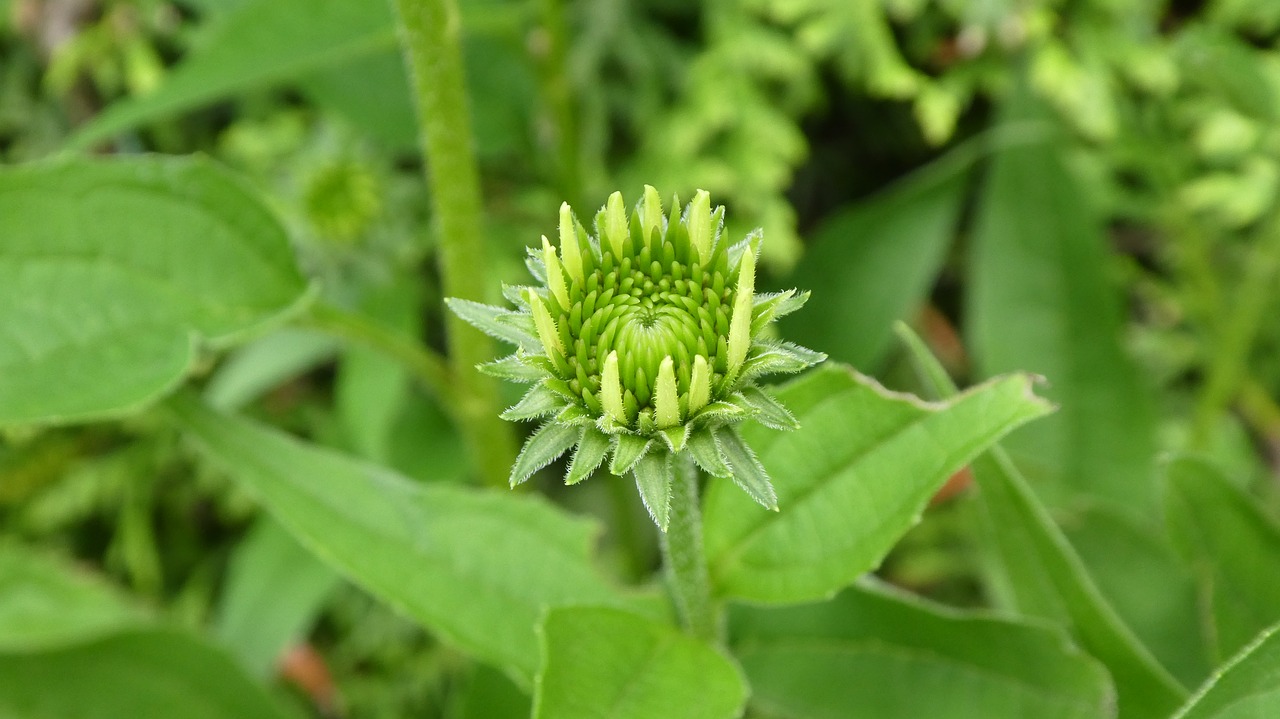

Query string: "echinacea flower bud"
[[447, 188, 825, 529]]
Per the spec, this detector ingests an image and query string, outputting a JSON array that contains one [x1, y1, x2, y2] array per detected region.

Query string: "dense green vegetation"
[[2, 0, 1280, 717]]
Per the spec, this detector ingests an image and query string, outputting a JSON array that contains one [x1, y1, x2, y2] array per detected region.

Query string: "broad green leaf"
[[732, 581, 1114, 719], [533, 607, 746, 719], [455, 664, 532, 719], [703, 363, 1052, 604], [204, 329, 338, 411], [334, 282, 420, 462], [296, 50, 417, 151], [168, 393, 627, 685], [0, 629, 295, 719], [966, 91, 1157, 510], [1174, 622, 1280, 719], [214, 518, 339, 678], [0, 156, 308, 427], [1165, 457, 1280, 662], [1064, 505, 1209, 688], [68, 0, 398, 150], [0, 544, 147, 651], [898, 323, 1188, 718], [781, 164, 965, 370]]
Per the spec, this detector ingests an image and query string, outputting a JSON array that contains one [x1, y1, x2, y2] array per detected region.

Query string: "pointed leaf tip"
[[445, 298, 538, 348], [510, 422, 579, 487], [558, 203, 584, 283], [541, 235, 570, 309], [565, 428, 610, 485], [632, 451, 674, 530], [716, 427, 778, 510]]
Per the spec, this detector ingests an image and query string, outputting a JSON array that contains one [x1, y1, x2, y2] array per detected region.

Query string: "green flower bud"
[[447, 188, 825, 529]]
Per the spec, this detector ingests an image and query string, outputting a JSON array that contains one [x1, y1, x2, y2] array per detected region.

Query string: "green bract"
[[448, 187, 824, 529]]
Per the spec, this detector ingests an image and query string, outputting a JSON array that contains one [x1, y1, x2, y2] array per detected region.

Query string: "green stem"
[[390, 0, 516, 486], [304, 302, 452, 406], [534, 0, 582, 205], [1192, 216, 1280, 446], [660, 455, 719, 642]]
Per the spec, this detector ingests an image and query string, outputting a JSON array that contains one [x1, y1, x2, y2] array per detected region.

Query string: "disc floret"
[[448, 187, 824, 529]]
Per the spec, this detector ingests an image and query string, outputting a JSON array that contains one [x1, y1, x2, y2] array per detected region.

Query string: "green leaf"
[[502, 384, 566, 421], [1165, 457, 1280, 662], [204, 329, 338, 411], [737, 386, 799, 430], [610, 434, 652, 475], [213, 518, 338, 678], [0, 629, 296, 719], [781, 166, 966, 370], [897, 323, 1188, 718], [455, 663, 532, 719], [168, 393, 628, 686], [632, 451, 674, 530], [334, 282, 419, 462], [479, 353, 545, 383], [688, 430, 731, 477], [1174, 622, 1280, 719], [296, 49, 417, 151], [533, 607, 746, 719], [1062, 505, 1209, 688], [714, 427, 778, 510], [0, 544, 148, 652], [966, 91, 1157, 510], [67, 0, 397, 150], [446, 298, 539, 349], [0, 156, 307, 428], [510, 421, 580, 487], [565, 428, 610, 485], [732, 581, 1114, 719], [703, 364, 1052, 604], [738, 341, 826, 384]]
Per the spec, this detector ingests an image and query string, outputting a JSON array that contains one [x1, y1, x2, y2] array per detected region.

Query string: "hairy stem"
[[390, 0, 516, 486], [660, 454, 719, 641]]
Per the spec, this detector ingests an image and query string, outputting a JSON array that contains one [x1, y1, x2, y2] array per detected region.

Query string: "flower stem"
[[390, 0, 516, 486], [304, 302, 452, 407], [1192, 215, 1280, 447], [660, 454, 719, 642]]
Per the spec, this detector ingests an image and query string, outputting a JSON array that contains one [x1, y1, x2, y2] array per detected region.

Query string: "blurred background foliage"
[[2, 0, 1280, 716]]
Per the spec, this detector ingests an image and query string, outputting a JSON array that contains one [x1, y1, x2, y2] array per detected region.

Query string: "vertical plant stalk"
[[1192, 217, 1280, 446], [660, 454, 719, 642], [534, 0, 582, 205], [390, 0, 516, 485]]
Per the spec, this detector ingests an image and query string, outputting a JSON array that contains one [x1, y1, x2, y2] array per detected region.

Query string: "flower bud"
[[449, 189, 825, 529]]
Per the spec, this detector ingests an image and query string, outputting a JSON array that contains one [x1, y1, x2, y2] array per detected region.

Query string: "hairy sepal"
[[501, 384, 566, 421], [565, 428, 610, 485], [715, 427, 778, 510], [632, 451, 675, 531], [445, 298, 538, 348], [610, 434, 652, 475], [510, 422, 579, 487]]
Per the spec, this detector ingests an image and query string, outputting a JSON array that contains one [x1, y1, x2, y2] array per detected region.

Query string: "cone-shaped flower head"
[[447, 188, 825, 529]]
